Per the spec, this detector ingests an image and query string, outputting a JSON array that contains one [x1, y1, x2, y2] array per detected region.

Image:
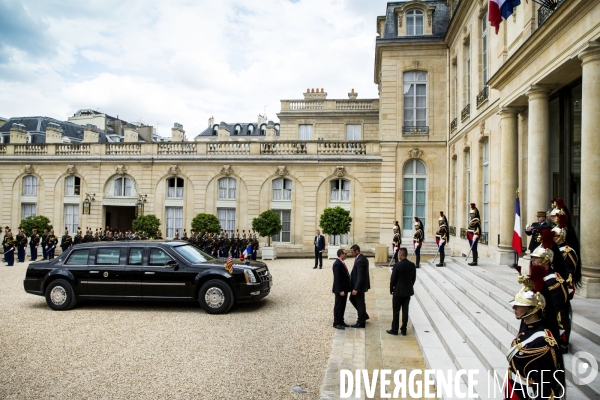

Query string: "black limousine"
[[23, 241, 272, 314]]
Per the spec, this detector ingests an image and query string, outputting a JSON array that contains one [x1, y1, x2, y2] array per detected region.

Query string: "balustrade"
[[208, 142, 250, 155], [14, 144, 47, 155], [106, 143, 141, 155], [56, 143, 91, 155], [158, 142, 197, 155], [335, 101, 373, 110], [0, 145, 5, 155], [261, 142, 307, 155], [318, 141, 366, 155], [289, 101, 324, 111]]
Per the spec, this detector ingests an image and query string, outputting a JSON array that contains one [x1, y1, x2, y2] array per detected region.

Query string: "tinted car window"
[[66, 249, 90, 265], [173, 244, 213, 263], [128, 248, 143, 265], [149, 248, 173, 266], [96, 248, 121, 265]]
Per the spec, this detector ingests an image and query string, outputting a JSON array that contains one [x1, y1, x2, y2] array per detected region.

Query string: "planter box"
[[261, 246, 277, 260], [327, 245, 339, 259]]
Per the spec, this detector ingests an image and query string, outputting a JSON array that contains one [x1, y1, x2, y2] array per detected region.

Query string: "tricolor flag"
[[225, 254, 234, 274], [512, 194, 522, 256], [243, 244, 252, 259], [489, 0, 523, 34]]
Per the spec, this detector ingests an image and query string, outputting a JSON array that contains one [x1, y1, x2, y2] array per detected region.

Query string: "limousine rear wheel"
[[45, 279, 77, 311], [199, 280, 234, 314]]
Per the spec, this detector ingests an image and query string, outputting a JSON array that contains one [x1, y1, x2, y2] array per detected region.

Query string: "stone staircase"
[[400, 238, 439, 255], [408, 256, 600, 399]]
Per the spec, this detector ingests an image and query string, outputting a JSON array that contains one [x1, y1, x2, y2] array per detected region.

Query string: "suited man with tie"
[[313, 229, 325, 269], [332, 248, 352, 329], [349, 244, 370, 328], [387, 247, 416, 336]]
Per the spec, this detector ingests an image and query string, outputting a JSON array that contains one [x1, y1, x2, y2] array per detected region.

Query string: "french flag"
[[243, 245, 252, 259], [512, 195, 522, 256], [489, 0, 522, 34]]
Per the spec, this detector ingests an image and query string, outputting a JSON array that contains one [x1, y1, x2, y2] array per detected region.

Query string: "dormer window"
[[234, 125, 241, 136], [406, 9, 424, 36], [212, 125, 219, 136], [247, 125, 255, 135], [260, 124, 267, 136], [275, 124, 280, 136]]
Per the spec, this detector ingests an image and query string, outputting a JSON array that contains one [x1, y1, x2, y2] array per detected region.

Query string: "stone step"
[[450, 257, 600, 346], [424, 260, 599, 399]]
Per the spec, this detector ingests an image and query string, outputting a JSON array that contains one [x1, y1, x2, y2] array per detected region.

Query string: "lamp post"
[[83, 193, 95, 215], [136, 194, 147, 217]]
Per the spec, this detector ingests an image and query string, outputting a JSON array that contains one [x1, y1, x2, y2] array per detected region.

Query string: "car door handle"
[[144, 272, 155, 275], [90, 271, 99, 274]]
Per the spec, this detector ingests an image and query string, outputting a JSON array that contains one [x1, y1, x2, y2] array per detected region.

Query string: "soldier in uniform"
[[60, 228, 73, 253], [467, 203, 481, 266], [435, 212, 449, 267], [74, 227, 83, 245], [174, 230, 180, 240], [83, 228, 92, 243], [182, 229, 188, 241], [525, 211, 550, 255], [550, 198, 582, 291], [3, 227, 16, 266], [412, 217, 424, 268], [392, 221, 402, 263], [155, 229, 163, 240], [29, 227, 40, 261], [41, 228, 49, 260], [46, 229, 58, 259], [505, 270, 566, 399], [16, 226, 27, 263]]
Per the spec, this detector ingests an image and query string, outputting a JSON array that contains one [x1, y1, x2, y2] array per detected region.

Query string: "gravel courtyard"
[[0, 258, 339, 399]]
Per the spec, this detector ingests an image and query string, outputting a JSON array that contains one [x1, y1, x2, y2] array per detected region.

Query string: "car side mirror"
[[165, 260, 179, 270]]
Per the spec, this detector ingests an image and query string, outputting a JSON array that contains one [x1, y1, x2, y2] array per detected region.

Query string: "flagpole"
[[514, 189, 520, 268]]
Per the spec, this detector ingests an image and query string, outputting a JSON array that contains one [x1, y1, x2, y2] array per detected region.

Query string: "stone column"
[[578, 43, 600, 298], [525, 86, 552, 225], [496, 107, 521, 265]]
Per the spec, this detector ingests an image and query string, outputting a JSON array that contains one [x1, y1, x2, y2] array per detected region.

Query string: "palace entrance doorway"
[[104, 206, 136, 232]]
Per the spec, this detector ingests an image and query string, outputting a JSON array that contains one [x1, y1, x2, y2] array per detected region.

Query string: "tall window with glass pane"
[[272, 210, 291, 243], [22, 204, 36, 219], [166, 207, 183, 237], [64, 204, 79, 234], [114, 177, 132, 196], [330, 179, 350, 202], [465, 42, 471, 106], [23, 176, 38, 195], [402, 159, 427, 232], [218, 178, 236, 199], [65, 176, 81, 196], [453, 158, 458, 227], [218, 208, 236, 234], [299, 124, 313, 141], [466, 150, 471, 224], [346, 125, 361, 141], [482, 140, 490, 232], [403, 71, 427, 127], [454, 64, 458, 118], [273, 178, 292, 201], [167, 177, 184, 198], [481, 13, 488, 86], [406, 9, 424, 36]]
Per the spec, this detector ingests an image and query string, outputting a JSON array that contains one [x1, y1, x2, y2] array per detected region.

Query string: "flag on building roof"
[[489, 0, 523, 34], [512, 193, 522, 256], [225, 254, 234, 274]]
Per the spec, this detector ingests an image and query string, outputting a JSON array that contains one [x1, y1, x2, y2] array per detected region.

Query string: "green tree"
[[319, 207, 352, 245], [132, 214, 161, 238], [19, 215, 52, 236], [252, 210, 282, 247], [191, 213, 222, 236]]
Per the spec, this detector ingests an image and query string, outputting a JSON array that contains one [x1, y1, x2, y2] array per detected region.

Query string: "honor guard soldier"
[[41, 228, 49, 260], [155, 230, 163, 240], [412, 217, 424, 268], [467, 203, 481, 266], [435, 212, 449, 267], [392, 221, 402, 263], [84, 228, 92, 243], [551, 213, 577, 299], [61, 228, 73, 252], [530, 229, 572, 354], [46, 229, 58, 259], [550, 198, 582, 292], [182, 229, 188, 241], [74, 227, 83, 245], [174, 230, 180, 240], [525, 211, 550, 255], [506, 269, 566, 399], [29, 227, 40, 261], [16, 226, 27, 263], [3, 227, 16, 266]]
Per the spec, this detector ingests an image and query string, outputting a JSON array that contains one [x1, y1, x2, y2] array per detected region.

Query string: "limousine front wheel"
[[199, 280, 234, 314], [45, 279, 77, 311]]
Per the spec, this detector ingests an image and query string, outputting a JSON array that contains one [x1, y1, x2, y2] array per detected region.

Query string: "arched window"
[[65, 176, 81, 196], [167, 177, 184, 198], [403, 71, 427, 128], [114, 177, 133, 197], [330, 179, 350, 202], [273, 178, 292, 200], [212, 125, 219, 136], [23, 176, 38, 195], [234, 124, 241, 136], [247, 125, 255, 135], [218, 177, 236, 199], [260, 124, 267, 136], [406, 9, 424, 36], [402, 159, 427, 232]]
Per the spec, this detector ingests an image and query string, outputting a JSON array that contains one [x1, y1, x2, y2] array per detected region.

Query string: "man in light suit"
[[387, 247, 416, 336], [332, 248, 352, 329], [313, 229, 325, 269], [349, 244, 370, 328]]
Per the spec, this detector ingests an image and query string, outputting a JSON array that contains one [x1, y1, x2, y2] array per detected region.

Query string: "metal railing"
[[476, 86, 489, 108], [402, 126, 429, 135], [480, 232, 489, 245], [538, 0, 566, 27], [460, 228, 467, 239], [450, 118, 457, 132], [449, 226, 456, 236], [461, 104, 470, 121]]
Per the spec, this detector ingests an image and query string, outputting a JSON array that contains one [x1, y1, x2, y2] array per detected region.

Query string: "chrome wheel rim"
[[50, 286, 67, 306], [205, 287, 225, 309]]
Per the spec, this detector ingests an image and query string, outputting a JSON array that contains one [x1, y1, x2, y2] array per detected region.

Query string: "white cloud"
[[0, 0, 387, 136]]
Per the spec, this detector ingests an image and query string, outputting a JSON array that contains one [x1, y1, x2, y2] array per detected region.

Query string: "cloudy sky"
[[0, 0, 389, 137]]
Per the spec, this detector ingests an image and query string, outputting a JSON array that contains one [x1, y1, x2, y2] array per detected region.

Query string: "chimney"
[[348, 88, 358, 100], [266, 120, 277, 139], [303, 88, 327, 100], [9, 123, 28, 144], [123, 124, 138, 143], [83, 124, 99, 143], [171, 123, 185, 142], [45, 122, 63, 144], [208, 116, 214, 128]]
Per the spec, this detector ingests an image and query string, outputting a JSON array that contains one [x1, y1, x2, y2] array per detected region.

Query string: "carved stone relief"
[[408, 147, 424, 159], [24, 165, 35, 174], [334, 166, 347, 177], [168, 165, 181, 176], [221, 165, 234, 176], [66, 165, 77, 175], [116, 165, 127, 175], [276, 166, 289, 176]]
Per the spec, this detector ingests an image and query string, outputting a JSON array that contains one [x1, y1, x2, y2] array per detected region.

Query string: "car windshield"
[[173, 244, 216, 264]]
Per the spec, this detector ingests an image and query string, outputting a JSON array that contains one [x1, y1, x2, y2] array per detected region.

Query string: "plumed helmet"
[[469, 203, 480, 218], [510, 288, 546, 317], [530, 229, 555, 265], [413, 216, 422, 229]]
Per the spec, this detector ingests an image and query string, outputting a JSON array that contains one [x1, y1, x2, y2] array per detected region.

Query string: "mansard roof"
[[0, 116, 109, 143]]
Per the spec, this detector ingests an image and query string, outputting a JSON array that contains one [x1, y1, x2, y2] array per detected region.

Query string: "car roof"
[[72, 240, 187, 248]]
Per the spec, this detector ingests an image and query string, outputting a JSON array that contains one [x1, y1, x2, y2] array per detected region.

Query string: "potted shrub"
[[19, 215, 52, 236], [319, 206, 352, 259], [191, 213, 222, 236], [252, 210, 282, 260], [132, 214, 161, 238]]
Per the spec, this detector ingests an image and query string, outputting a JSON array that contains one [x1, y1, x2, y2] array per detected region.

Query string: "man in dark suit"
[[387, 247, 416, 336], [313, 229, 325, 269], [525, 210, 551, 254], [349, 244, 370, 328], [332, 248, 352, 329]]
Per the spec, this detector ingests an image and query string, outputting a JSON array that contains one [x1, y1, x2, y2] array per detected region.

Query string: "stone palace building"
[[1, 0, 599, 297]]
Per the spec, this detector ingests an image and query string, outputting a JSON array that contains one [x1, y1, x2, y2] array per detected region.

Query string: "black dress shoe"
[[365, 314, 370, 320], [400, 330, 407, 336], [319, 266, 322, 269], [416, 265, 420, 268], [436, 263, 444, 267], [468, 262, 477, 266], [313, 266, 317, 269], [386, 330, 398, 335], [350, 323, 365, 328], [333, 325, 345, 330], [342, 323, 350, 327]]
